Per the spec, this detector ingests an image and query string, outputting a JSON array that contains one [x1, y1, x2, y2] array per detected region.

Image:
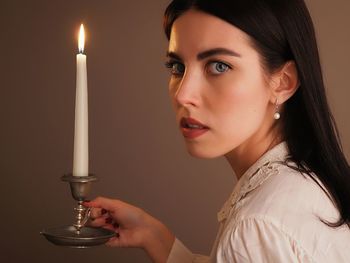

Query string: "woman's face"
[[166, 10, 277, 158]]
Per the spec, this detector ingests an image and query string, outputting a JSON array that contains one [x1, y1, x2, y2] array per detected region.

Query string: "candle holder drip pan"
[[41, 225, 115, 248]]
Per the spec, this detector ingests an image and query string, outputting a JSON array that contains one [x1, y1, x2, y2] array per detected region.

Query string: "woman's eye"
[[207, 62, 231, 75], [165, 61, 185, 76]]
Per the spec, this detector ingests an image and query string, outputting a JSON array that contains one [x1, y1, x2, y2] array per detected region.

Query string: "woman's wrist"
[[143, 217, 175, 263]]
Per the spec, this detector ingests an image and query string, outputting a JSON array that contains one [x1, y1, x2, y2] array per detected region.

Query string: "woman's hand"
[[84, 197, 175, 263]]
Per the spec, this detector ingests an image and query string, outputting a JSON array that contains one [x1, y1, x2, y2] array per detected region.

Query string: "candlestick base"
[[41, 173, 115, 248]]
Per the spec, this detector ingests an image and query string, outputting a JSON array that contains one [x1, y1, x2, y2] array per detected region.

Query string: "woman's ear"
[[270, 61, 299, 104]]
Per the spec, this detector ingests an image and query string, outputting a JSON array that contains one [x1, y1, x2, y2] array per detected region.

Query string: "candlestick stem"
[[74, 201, 91, 233]]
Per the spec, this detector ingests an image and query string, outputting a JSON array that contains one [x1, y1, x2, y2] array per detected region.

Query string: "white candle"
[[73, 24, 88, 177]]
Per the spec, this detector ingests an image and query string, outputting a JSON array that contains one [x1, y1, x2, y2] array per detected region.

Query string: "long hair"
[[163, 0, 350, 228]]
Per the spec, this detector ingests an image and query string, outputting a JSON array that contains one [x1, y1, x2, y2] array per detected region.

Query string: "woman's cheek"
[[213, 82, 267, 138]]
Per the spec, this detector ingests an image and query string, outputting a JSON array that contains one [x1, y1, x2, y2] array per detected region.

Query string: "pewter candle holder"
[[41, 174, 115, 248]]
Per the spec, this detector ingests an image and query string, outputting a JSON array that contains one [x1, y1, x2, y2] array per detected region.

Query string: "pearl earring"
[[274, 99, 281, 120]]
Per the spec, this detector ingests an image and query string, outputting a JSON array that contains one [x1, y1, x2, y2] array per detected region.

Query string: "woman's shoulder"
[[223, 162, 350, 261], [230, 161, 344, 244], [239, 162, 338, 221]]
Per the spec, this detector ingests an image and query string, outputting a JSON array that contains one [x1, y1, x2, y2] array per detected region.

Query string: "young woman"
[[85, 0, 350, 262]]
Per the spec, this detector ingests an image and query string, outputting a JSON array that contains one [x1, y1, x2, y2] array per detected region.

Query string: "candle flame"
[[78, 24, 85, 53]]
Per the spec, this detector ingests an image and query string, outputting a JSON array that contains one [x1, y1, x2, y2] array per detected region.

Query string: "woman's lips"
[[180, 117, 209, 139]]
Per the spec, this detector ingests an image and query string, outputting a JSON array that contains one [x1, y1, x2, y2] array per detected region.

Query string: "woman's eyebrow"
[[197, 48, 241, 60], [166, 48, 241, 61], [166, 51, 182, 61]]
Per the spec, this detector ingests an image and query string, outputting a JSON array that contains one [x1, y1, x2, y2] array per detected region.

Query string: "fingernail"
[[101, 209, 107, 215], [105, 217, 112, 224], [113, 223, 119, 228]]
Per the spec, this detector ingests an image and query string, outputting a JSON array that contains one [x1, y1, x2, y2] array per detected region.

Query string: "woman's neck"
[[224, 135, 283, 180]]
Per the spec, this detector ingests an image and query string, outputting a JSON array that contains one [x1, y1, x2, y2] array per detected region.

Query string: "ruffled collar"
[[217, 141, 290, 222]]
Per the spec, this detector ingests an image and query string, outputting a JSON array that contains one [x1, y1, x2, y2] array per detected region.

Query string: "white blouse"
[[167, 141, 350, 262]]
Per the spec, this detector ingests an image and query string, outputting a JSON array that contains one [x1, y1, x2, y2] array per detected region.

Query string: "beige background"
[[0, 0, 348, 262]]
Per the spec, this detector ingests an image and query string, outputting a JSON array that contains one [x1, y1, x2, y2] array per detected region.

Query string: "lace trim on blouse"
[[217, 141, 289, 222]]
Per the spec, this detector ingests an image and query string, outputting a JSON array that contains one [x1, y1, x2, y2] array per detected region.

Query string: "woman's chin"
[[186, 145, 222, 159]]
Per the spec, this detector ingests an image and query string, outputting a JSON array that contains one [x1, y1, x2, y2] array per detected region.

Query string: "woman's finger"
[[89, 207, 108, 220], [88, 214, 109, 227], [106, 235, 122, 247], [102, 224, 117, 232], [84, 196, 123, 212]]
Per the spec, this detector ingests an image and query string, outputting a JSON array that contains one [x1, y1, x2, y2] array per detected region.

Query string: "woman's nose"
[[174, 72, 201, 107]]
